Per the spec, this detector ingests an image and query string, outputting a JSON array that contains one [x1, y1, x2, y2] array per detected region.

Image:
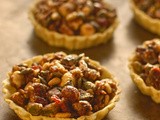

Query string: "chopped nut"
[[42, 62, 50, 70], [80, 23, 95, 36], [41, 103, 60, 116], [84, 68, 100, 81], [48, 77, 61, 87], [66, 12, 78, 21], [50, 60, 68, 76], [94, 2, 102, 12], [30, 83, 49, 98], [83, 80, 95, 90], [95, 79, 116, 95], [79, 89, 93, 101], [10, 71, 25, 89], [26, 103, 43, 116], [47, 87, 62, 102], [82, 6, 92, 16], [104, 82, 112, 94], [51, 12, 61, 20], [96, 17, 109, 28], [148, 67, 160, 89], [11, 92, 27, 107], [59, 23, 74, 35], [97, 9, 108, 17], [61, 54, 79, 67], [24, 82, 34, 91], [61, 85, 80, 103], [72, 100, 92, 116], [70, 67, 83, 80], [20, 68, 33, 75], [143, 63, 153, 74], [32, 78, 41, 83], [104, 95, 110, 105], [79, 59, 88, 71], [66, 12, 84, 30], [59, 2, 75, 17], [54, 52, 67, 60], [30, 96, 48, 106], [132, 61, 143, 74], [60, 72, 75, 87]]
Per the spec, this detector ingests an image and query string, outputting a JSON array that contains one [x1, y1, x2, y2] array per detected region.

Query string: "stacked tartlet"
[[3, 52, 120, 120], [129, 39, 160, 103], [131, 0, 160, 35], [29, 0, 118, 50]]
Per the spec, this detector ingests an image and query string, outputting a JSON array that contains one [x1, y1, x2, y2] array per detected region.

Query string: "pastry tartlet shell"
[[130, 0, 160, 35], [28, 0, 119, 50], [129, 54, 160, 103], [3, 53, 120, 120]]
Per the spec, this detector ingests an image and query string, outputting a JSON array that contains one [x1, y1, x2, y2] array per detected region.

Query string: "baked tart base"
[[28, 0, 118, 50], [3, 53, 120, 120], [130, 0, 160, 35]]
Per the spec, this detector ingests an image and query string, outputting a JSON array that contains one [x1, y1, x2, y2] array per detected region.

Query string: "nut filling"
[[133, 0, 160, 19], [131, 39, 160, 90], [8, 52, 117, 118], [33, 0, 117, 36]]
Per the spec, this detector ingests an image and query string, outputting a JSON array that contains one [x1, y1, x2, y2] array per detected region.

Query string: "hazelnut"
[[59, 2, 75, 17], [80, 23, 95, 36]]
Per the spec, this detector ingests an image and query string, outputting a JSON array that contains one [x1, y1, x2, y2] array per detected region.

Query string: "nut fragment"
[[104, 82, 112, 94], [61, 85, 80, 103], [66, 12, 78, 21], [10, 71, 25, 89], [60, 72, 75, 87], [59, 2, 75, 17], [59, 23, 74, 35], [80, 23, 95, 36], [42, 103, 60, 116], [51, 12, 61, 20], [104, 95, 110, 105], [48, 77, 61, 87], [32, 78, 41, 83], [10, 92, 27, 107], [72, 100, 92, 116], [26, 103, 43, 116]]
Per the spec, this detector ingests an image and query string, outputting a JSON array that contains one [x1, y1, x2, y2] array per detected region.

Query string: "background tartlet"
[[3, 52, 120, 120], [130, 0, 160, 35], [29, 0, 118, 50], [129, 39, 160, 103]]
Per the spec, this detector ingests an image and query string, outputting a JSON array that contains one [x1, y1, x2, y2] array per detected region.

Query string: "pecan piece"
[[61, 85, 80, 103], [72, 100, 92, 116]]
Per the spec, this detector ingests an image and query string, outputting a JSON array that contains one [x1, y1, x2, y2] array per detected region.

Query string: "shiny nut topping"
[[133, 39, 160, 90], [33, 0, 117, 36], [9, 52, 117, 117]]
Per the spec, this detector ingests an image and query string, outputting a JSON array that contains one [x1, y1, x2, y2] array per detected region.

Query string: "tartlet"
[[3, 52, 120, 120], [130, 0, 160, 35], [29, 0, 118, 50], [129, 39, 160, 103]]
